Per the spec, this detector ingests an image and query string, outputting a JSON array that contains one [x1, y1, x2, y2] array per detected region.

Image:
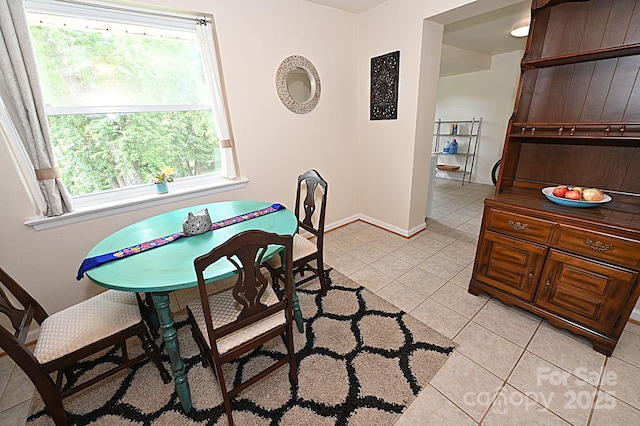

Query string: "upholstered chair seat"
[[33, 290, 146, 364], [266, 234, 317, 269]]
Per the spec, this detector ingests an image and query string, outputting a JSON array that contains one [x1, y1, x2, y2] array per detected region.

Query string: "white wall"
[[356, 0, 474, 234], [435, 49, 523, 185]]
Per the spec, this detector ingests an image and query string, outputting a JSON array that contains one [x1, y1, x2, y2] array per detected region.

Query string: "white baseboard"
[[630, 308, 640, 322], [358, 214, 425, 237], [326, 214, 425, 238], [325, 214, 359, 232]]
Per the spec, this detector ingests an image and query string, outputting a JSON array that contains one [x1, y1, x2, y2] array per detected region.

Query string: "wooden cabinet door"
[[535, 250, 639, 335], [474, 230, 547, 301]]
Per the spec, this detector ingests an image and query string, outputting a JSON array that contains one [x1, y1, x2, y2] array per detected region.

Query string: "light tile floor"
[[2, 178, 640, 425]]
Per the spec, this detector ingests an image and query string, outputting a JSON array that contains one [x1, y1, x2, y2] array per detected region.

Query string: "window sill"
[[25, 177, 249, 231]]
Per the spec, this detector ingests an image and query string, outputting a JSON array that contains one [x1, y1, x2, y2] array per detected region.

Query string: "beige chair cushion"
[[34, 290, 142, 364], [266, 234, 317, 269], [187, 284, 284, 356]]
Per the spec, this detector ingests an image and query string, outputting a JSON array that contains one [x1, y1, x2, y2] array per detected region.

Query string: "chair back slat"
[[300, 178, 319, 228], [0, 267, 48, 337], [229, 244, 270, 321], [16, 304, 37, 343], [0, 285, 24, 330]]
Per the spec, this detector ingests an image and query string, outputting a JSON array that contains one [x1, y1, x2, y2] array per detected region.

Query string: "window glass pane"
[[29, 15, 208, 108], [49, 111, 220, 195], [25, 7, 224, 198]]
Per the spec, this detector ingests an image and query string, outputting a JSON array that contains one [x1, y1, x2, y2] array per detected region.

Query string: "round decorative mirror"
[[276, 55, 321, 114]]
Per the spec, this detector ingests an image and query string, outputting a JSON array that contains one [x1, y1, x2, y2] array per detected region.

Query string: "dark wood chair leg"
[[138, 330, 171, 383], [61, 367, 76, 390], [217, 362, 234, 426], [317, 259, 328, 295], [286, 328, 297, 385], [137, 293, 160, 339], [187, 310, 210, 368], [269, 271, 285, 300], [145, 293, 160, 331], [34, 374, 69, 426], [43, 394, 69, 426]]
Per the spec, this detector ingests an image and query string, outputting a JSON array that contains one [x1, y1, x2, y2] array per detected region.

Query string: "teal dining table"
[[83, 200, 300, 413]]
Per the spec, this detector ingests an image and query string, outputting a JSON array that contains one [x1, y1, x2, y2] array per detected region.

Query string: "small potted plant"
[[150, 166, 174, 194]]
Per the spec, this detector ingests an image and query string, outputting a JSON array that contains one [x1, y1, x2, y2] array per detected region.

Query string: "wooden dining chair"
[[0, 267, 171, 426], [186, 230, 296, 426], [266, 169, 330, 295]]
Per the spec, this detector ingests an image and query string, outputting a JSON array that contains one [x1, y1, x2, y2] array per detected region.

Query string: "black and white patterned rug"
[[28, 269, 456, 425]]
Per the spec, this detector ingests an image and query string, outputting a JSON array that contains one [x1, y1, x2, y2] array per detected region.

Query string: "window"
[[23, 0, 236, 205]]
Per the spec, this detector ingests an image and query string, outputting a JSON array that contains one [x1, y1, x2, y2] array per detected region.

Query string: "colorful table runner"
[[76, 203, 285, 280]]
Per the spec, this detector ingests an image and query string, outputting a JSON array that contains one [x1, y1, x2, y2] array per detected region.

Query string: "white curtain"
[[196, 20, 238, 179], [0, 0, 73, 216]]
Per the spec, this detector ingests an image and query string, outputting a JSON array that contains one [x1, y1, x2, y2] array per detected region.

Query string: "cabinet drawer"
[[555, 225, 640, 269], [486, 209, 554, 244]]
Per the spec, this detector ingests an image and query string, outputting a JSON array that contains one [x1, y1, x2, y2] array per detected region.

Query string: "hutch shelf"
[[468, 0, 640, 356]]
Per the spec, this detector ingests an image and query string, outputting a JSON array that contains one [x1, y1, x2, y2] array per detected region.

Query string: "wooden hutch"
[[468, 0, 640, 356]]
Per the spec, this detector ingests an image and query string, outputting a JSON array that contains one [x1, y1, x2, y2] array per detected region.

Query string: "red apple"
[[564, 189, 582, 200], [553, 185, 568, 197]]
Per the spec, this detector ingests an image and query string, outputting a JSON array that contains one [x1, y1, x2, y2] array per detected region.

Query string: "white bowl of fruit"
[[542, 185, 611, 208]]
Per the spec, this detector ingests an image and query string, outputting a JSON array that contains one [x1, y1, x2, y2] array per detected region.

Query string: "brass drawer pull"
[[508, 220, 529, 231], [544, 270, 554, 292], [584, 239, 614, 252], [528, 265, 535, 285]]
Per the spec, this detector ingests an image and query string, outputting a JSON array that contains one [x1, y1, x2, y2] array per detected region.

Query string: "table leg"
[[151, 292, 192, 413]]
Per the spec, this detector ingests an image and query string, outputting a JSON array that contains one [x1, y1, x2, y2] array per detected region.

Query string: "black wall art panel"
[[370, 50, 399, 120]]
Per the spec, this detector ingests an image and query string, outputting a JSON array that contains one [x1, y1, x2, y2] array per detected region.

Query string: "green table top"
[[85, 200, 298, 292]]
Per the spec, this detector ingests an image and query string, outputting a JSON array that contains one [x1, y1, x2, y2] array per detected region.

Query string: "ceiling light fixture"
[[510, 24, 530, 38]]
